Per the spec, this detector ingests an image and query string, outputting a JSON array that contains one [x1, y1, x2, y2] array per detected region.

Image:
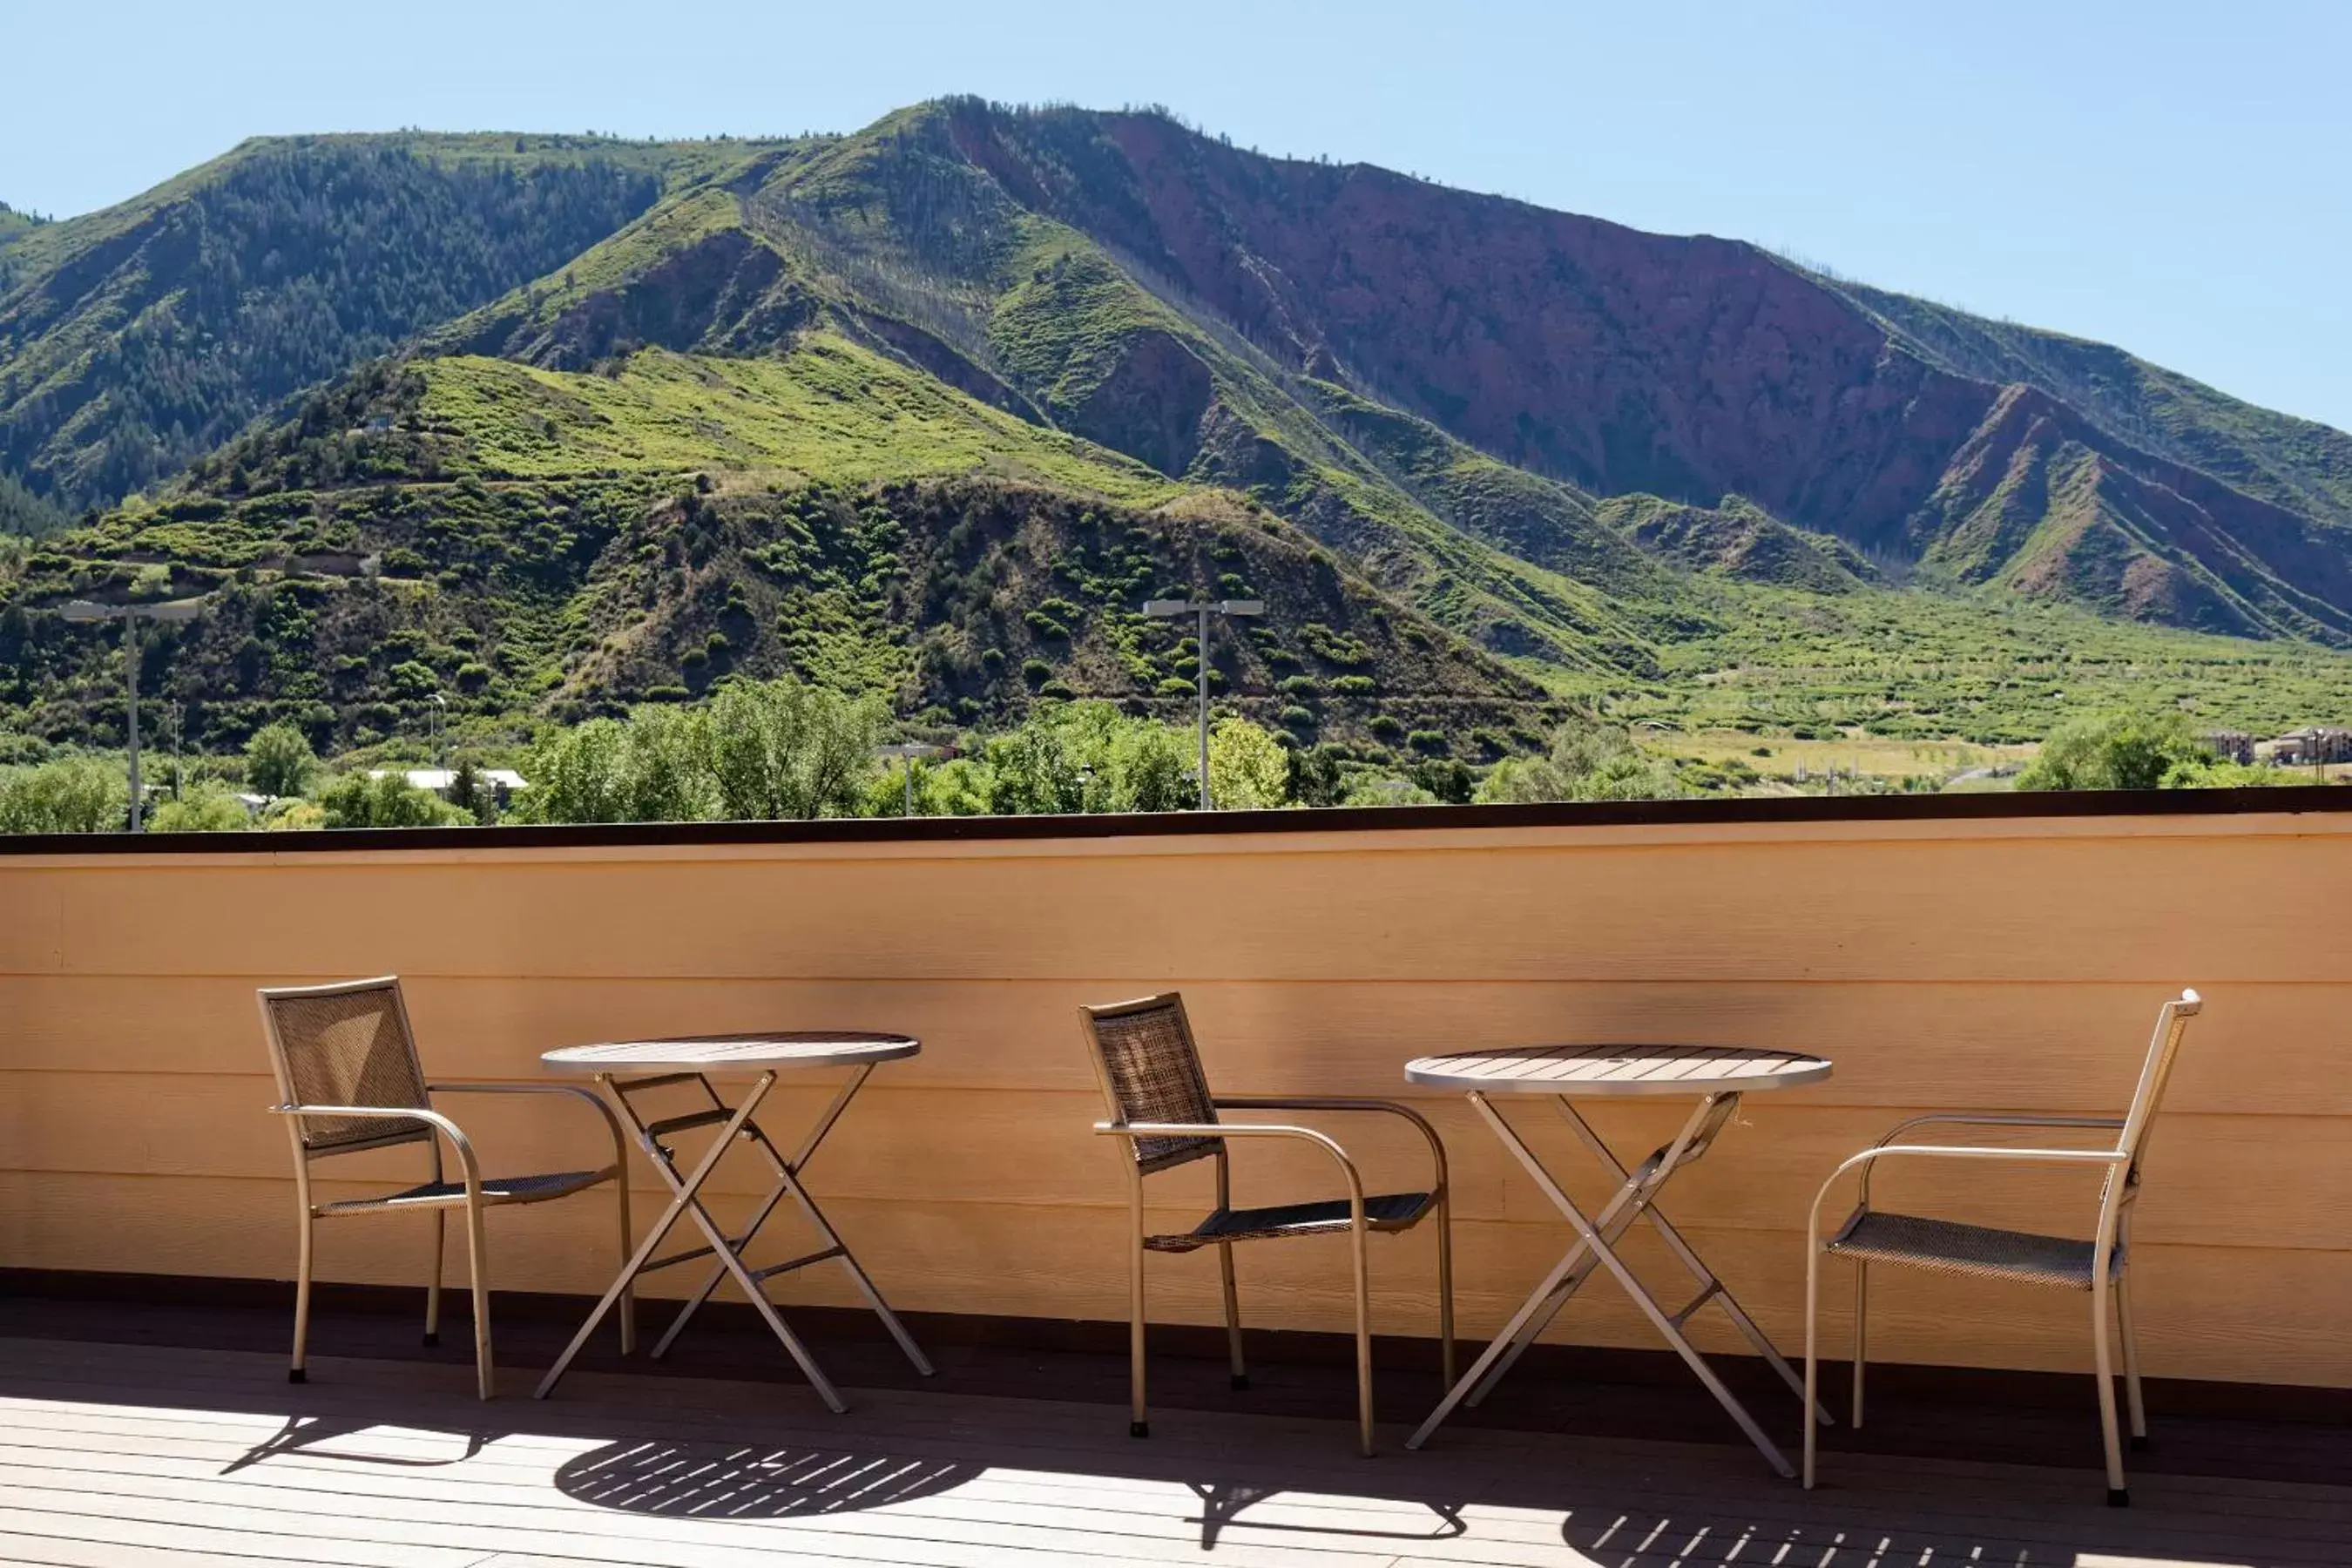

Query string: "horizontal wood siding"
[[3, 812, 2347, 1386]]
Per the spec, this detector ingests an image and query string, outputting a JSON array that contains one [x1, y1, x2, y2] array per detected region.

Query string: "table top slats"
[[1405, 1043, 1829, 1095], [543, 1032, 919, 1074]]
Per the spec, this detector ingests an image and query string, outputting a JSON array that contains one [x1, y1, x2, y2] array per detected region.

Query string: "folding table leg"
[[534, 1072, 771, 1400], [646, 1066, 934, 1377], [1553, 1098, 1832, 1424], [1463, 1094, 1728, 1406], [533, 1071, 847, 1413], [1411, 1089, 1799, 1477]]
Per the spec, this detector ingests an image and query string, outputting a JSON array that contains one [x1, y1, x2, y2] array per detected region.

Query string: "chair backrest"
[[1080, 993, 1222, 1175], [2114, 989, 2202, 1187], [256, 977, 432, 1157]]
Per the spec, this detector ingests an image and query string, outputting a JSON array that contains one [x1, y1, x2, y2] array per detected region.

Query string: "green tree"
[[705, 677, 884, 821], [1475, 712, 1682, 803], [524, 718, 632, 823], [1341, 773, 1436, 806], [1286, 744, 1348, 808], [1206, 717, 1288, 809], [243, 721, 318, 799], [618, 705, 713, 822], [318, 773, 467, 828], [0, 756, 127, 833], [1107, 720, 1193, 812], [2016, 713, 2212, 792], [148, 787, 255, 833]]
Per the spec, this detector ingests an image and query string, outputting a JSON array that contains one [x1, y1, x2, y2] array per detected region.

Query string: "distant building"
[[368, 767, 529, 802], [2262, 727, 2352, 767], [2204, 731, 2255, 765]]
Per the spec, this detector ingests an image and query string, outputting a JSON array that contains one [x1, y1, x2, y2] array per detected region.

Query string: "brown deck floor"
[[0, 1288, 2347, 1566]]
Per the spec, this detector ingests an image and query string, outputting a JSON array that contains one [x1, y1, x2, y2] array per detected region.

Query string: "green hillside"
[[0, 133, 796, 509], [1, 334, 1565, 755]]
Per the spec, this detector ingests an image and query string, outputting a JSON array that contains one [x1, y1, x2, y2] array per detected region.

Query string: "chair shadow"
[[554, 1438, 984, 1518], [221, 1414, 489, 1476], [1191, 1481, 1464, 1550]]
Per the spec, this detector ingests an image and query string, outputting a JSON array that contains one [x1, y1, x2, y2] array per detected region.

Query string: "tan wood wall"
[[3, 811, 2348, 1387]]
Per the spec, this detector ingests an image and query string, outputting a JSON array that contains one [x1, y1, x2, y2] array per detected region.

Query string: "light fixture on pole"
[[874, 742, 949, 816], [1143, 597, 1264, 810], [429, 692, 449, 770], [58, 597, 207, 833]]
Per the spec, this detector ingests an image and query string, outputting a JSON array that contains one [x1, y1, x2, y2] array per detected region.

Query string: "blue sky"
[[6, 0, 2346, 432]]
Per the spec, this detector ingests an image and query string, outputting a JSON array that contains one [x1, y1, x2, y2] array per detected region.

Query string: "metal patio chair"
[[258, 977, 634, 1399], [1082, 992, 1454, 1456], [1803, 989, 2202, 1504]]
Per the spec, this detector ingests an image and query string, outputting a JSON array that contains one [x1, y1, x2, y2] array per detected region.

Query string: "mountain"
[[6, 102, 2352, 763], [0, 133, 789, 510]]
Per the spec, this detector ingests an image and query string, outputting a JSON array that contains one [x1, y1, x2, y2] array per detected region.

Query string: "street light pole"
[[59, 597, 206, 833], [874, 742, 949, 816], [1144, 597, 1264, 809]]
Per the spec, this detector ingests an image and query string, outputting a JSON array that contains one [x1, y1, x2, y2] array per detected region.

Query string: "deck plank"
[[0, 1330, 2342, 1568]]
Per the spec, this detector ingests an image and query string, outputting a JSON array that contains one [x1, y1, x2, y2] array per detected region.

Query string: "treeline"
[[2, 145, 664, 507], [0, 677, 1693, 834]]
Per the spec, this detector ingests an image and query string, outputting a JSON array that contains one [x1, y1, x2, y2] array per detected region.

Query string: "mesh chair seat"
[[1147, 1191, 1436, 1253], [315, 1167, 617, 1217], [1828, 1209, 2124, 1291]]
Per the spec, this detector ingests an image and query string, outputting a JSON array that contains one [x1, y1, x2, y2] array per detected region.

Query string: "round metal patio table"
[[532, 1032, 932, 1408], [1403, 1043, 1833, 1476]]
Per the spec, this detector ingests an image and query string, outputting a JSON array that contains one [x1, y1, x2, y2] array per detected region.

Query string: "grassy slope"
[[418, 337, 1177, 502]]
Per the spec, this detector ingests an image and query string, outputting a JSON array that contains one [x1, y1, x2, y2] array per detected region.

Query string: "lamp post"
[[429, 692, 449, 771], [1143, 597, 1263, 810], [58, 598, 206, 833], [874, 742, 948, 816]]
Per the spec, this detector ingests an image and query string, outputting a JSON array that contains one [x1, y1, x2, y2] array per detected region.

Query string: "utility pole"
[[1144, 598, 1263, 809], [59, 598, 206, 833], [874, 742, 948, 816]]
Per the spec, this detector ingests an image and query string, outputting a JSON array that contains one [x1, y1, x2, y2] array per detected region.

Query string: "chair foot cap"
[[1230, 1374, 1250, 1391], [2130, 1435, 2150, 1453], [287, 1369, 307, 1384], [1129, 1421, 1150, 1439], [2107, 1488, 2130, 1509], [422, 1332, 440, 1348]]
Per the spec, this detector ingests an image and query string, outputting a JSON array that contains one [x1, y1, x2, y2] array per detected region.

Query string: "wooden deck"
[[0, 1306, 2346, 1567]]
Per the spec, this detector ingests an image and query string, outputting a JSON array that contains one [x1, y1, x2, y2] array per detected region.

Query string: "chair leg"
[[1217, 1240, 1247, 1390], [1351, 1221, 1375, 1458], [464, 1197, 494, 1401], [2117, 1268, 2148, 1450], [1436, 1194, 1456, 1392], [2092, 1276, 2128, 1505], [1128, 1191, 1149, 1438], [1850, 1261, 1869, 1429], [1802, 1240, 1829, 1490], [614, 1175, 636, 1356], [424, 1208, 445, 1348], [289, 1211, 314, 1385]]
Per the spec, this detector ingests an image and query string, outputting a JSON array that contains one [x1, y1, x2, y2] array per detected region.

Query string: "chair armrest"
[[1810, 1141, 2128, 1247], [425, 1082, 630, 1174], [1213, 1097, 1448, 1199], [1863, 1112, 2125, 1203], [1095, 1119, 1368, 1215], [273, 1103, 483, 1193], [1876, 1112, 2123, 1147]]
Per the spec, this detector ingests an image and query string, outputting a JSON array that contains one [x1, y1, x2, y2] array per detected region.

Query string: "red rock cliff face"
[[943, 105, 2352, 639], [1013, 112, 2005, 553]]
